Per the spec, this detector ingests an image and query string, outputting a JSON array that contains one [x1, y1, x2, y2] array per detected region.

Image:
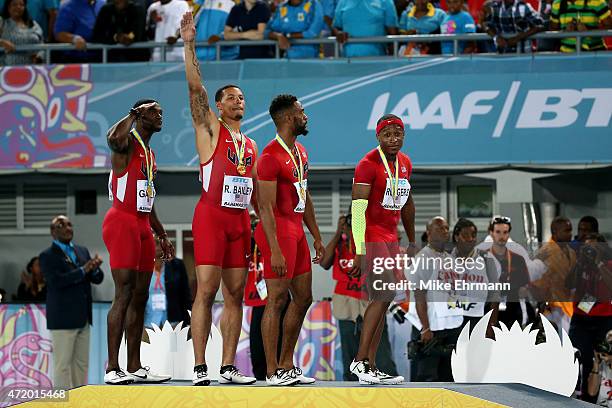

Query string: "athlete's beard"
[[294, 120, 308, 136]]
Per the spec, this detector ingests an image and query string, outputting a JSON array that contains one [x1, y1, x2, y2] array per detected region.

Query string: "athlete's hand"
[[180, 11, 196, 43], [312, 239, 325, 264], [271, 248, 287, 277], [133, 101, 158, 117], [160, 237, 175, 261], [348, 254, 362, 279]]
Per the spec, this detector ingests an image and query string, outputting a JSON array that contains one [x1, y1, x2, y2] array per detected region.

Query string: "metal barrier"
[[1, 30, 611, 63]]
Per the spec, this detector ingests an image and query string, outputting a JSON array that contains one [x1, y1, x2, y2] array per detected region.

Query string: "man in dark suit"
[[39, 215, 104, 390], [144, 238, 192, 329]]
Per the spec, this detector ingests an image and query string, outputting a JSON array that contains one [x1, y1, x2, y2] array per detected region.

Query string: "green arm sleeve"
[[351, 199, 368, 255]]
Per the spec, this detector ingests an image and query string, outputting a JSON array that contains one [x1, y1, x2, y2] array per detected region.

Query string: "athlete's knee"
[[293, 295, 313, 312], [195, 287, 217, 308], [113, 282, 134, 306], [266, 292, 289, 311]]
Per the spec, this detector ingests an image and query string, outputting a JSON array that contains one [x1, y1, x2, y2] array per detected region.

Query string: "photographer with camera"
[[320, 211, 399, 381], [588, 330, 612, 406], [567, 233, 612, 401]]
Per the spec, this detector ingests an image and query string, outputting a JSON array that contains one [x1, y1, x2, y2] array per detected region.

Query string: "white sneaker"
[[193, 364, 211, 386], [219, 365, 256, 384], [349, 359, 381, 385], [265, 368, 299, 386], [374, 368, 404, 385], [104, 369, 134, 385], [128, 366, 171, 383], [291, 367, 315, 384]]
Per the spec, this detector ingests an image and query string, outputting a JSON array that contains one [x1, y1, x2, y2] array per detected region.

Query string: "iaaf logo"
[[368, 81, 612, 137]]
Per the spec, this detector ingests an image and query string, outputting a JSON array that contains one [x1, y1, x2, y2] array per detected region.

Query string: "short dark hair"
[[489, 215, 512, 232], [2, 0, 34, 27], [269, 94, 298, 125], [132, 99, 158, 109], [26, 256, 38, 274], [215, 85, 242, 102], [551, 216, 571, 235], [452, 218, 477, 243], [376, 114, 401, 126], [579, 216, 599, 233]]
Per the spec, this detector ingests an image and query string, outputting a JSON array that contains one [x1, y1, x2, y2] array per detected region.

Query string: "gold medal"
[[275, 134, 305, 202], [299, 187, 306, 201], [220, 118, 247, 176], [146, 184, 153, 198]]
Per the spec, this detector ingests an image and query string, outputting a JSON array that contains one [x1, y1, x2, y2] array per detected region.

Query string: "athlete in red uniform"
[[181, 12, 256, 385], [102, 99, 174, 385], [255, 94, 325, 386], [349, 114, 416, 385]]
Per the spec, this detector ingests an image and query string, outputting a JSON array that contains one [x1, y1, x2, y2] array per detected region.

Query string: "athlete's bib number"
[[293, 179, 307, 213], [221, 175, 253, 209], [381, 178, 411, 211], [136, 180, 156, 212]]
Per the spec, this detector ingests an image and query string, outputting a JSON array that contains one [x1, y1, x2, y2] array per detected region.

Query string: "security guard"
[[266, 0, 324, 58]]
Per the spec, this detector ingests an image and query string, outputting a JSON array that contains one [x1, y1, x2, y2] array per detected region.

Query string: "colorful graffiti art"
[[0, 65, 105, 168], [0, 305, 52, 400]]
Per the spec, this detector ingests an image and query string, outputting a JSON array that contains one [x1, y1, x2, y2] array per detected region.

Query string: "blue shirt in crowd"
[[54, 0, 103, 41], [194, 0, 238, 60], [266, 0, 324, 58], [440, 10, 475, 54], [333, 0, 398, 57], [144, 267, 168, 329], [399, 3, 446, 33]]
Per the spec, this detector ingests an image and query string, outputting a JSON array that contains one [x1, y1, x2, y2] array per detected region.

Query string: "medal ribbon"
[[131, 129, 154, 197], [377, 145, 399, 199], [275, 134, 304, 198], [220, 118, 246, 171]]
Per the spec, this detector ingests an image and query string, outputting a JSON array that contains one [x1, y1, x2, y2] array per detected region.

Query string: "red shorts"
[[254, 221, 311, 280], [102, 207, 155, 272], [192, 201, 250, 269]]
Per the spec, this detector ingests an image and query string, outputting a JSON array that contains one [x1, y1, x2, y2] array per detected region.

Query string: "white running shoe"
[[128, 366, 171, 384], [291, 367, 315, 384], [265, 369, 299, 386], [349, 359, 381, 385], [104, 369, 134, 385], [374, 368, 404, 385], [193, 364, 211, 386], [219, 365, 256, 384]]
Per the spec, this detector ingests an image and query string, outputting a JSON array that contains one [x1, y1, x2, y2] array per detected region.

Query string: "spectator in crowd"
[[451, 218, 500, 336], [244, 212, 288, 380], [224, 0, 272, 59], [193, 0, 238, 60], [0, 0, 44, 65], [144, 237, 192, 330], [320, 0, 336, 34], [531, 216, 576, 335], [53, 0, 104, 62], [567, 233, 612, 402], [481, 216, 532, 328], [332, 0, 398, 57], [92, 0, 149, 62], [266, 0, 324, 58], [15, 256, 47, 302], [146, 0, 190, 61], [440, 0, 476, 54], [538, 0, 557, 50], [39, 215, 104, 390], [587, 330, 612, 406], [399, 0, 446, 54], [550, 0, 611, 52], [407, 216, 463, 382], [0, 0, 57, 41], [320, 213, 399, 381], [572, 215, 600, 251], [475, 0, 496, 52], [484, 0, 544, 53]]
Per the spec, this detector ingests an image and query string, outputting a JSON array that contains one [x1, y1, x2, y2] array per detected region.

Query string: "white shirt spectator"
[[406, 246, 464, 332], [476, 237, 547, 281], [597, 361, 612, 407], [147, 0, 190, 61]]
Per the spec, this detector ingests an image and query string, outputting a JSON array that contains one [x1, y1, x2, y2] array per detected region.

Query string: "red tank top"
[[108, 141, 157, 217], [256, 139, 309, 233], [199, 125, 256, 211]]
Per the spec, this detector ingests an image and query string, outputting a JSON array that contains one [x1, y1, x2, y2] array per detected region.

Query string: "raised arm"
[[180, 11, 220, 159]]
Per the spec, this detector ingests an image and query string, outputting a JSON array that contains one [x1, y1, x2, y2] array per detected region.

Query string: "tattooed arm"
[[180, 11, 220, 160]]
